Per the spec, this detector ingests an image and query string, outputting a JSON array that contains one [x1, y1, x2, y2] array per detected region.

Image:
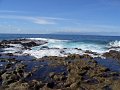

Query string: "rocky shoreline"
[[0, 39, 120, 90]]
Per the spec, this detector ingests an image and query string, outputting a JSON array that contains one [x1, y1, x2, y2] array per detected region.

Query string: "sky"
[[0, 0, 120, 35]]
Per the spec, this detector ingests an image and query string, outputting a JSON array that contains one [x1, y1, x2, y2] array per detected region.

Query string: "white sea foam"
[[64, 48, 84, 55], [3, 44, 23, 54], [25, 38, 108, 58], [30, 38, 106, 53], [29, 38, 68, 43], [108, 40, 120, 48], [8, 44, 23, 48], [23, 49, 67, 58], [2, 38, 120, 59], [23, 48, 80, 58], [23, 48, 102, 59]]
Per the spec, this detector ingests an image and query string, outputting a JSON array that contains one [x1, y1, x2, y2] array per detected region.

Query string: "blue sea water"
[[1, 34, 120, 53], [0, 34, 120, 42]]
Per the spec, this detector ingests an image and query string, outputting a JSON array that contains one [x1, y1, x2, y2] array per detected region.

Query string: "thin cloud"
[[39, 17, 72, 21], [0, 15, 58, 25], [34, 18, 56, 25], [0, 10, 19, 13], [0, 10, 72, 21], [0, 10, 30, 14]]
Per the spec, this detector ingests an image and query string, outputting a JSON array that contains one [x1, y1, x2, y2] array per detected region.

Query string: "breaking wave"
[[108, 40, 120, 48], [2, 38, 120, 59], [23, 38, 107, 58]]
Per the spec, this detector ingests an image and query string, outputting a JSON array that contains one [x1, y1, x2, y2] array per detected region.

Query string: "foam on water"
[[23, 48, 103, 59], [108, 40, 120, 48], [31, 38, 107, 53], [29, 38, 68, 43], [2, 38, 120, 59], [23, 38, 107, 58], [3, 44, 23, 54], [23, 49, 67, 58]]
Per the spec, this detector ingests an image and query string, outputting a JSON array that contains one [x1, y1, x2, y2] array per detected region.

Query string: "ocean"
[[0, 34, 120, 53], [0, 34, 120, 42]]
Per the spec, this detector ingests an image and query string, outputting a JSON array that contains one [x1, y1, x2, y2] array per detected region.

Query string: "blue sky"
[[0, 0, 120, 35]]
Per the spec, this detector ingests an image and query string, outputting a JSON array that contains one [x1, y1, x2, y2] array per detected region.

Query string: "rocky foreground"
[[0, 39, 120, 90]]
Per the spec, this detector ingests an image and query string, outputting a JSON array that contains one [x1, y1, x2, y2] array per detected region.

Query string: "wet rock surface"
[[103, 50, 120, 61], [0, 39, 47, 49], [0, 54, 120, 90], [0, 39, 120, 90]]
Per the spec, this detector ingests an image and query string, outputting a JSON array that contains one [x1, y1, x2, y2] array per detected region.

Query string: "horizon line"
[[0, 33, 120, 37]]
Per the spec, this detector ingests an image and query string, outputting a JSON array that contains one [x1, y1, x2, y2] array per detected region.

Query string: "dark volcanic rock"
[[66, 54, 93, 60], [0, 43, 11, 48], [103, 50, 120, 60], [5, 63, 13, 69], [40, 46, 49, 49], [0, 52, 120, 90], [65, 59, 120, 90], [47, 82, 55, 88], [0, 39, 47, 50], [85, 50, 99, 55], [6, 81, 29, 90], [20, 39, 47, 48], [29, 80, 45, 90], [21, 41, 38, 48], [5, 53, 14, 56], [1, 71, 19, 86]]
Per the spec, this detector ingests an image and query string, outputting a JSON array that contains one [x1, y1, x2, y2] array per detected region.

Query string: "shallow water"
[[94, 57, 120, 72], [0, 54, 34, 61], [27, 65, 67, 82], [0, 54, 67, 82]]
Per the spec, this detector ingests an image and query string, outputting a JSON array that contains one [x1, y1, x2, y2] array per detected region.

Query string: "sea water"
[[0, 34, 120, 58]]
